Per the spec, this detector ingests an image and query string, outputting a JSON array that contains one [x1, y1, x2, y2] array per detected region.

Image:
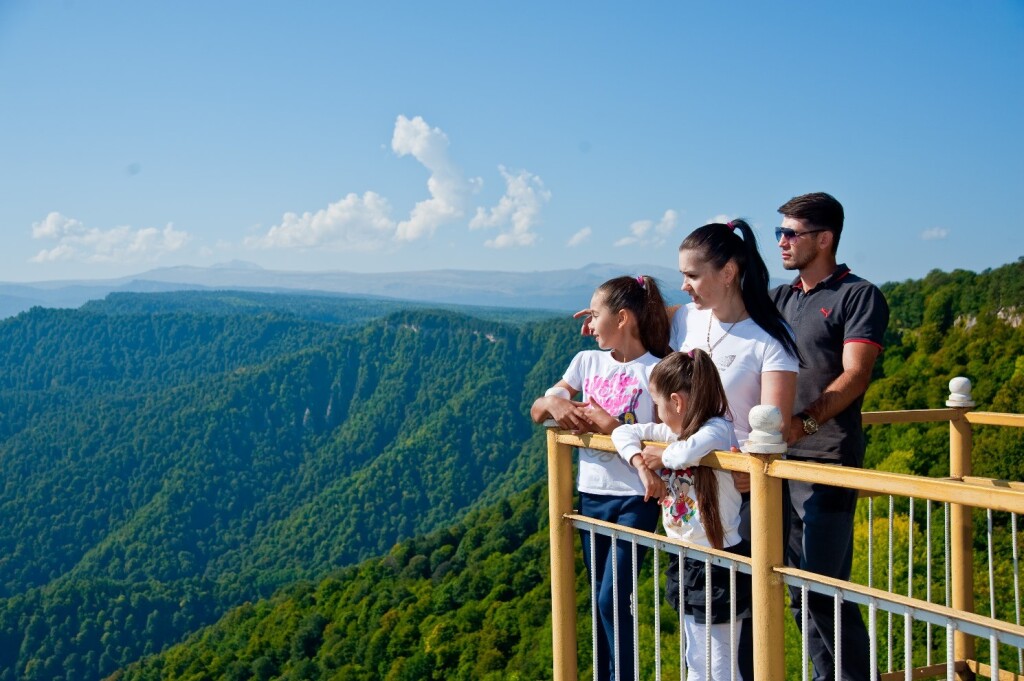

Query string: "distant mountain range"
[[0, 261, 706, 318]]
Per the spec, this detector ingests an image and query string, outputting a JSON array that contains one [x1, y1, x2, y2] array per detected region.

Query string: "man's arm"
[[788, 341, 880, 445]]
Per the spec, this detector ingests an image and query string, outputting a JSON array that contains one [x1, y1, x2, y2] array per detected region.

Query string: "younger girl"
[[611, 349, 748, 681], [531, 274, 671, 681]]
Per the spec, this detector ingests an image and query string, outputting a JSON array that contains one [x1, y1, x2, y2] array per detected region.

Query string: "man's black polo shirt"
[[771, 264, 889, 467]]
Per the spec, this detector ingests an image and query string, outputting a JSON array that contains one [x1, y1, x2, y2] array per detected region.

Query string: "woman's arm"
[[761, 370, 797, 443]]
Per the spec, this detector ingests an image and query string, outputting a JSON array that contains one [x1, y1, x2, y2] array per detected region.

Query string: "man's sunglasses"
[[775, 227, 827, 241]]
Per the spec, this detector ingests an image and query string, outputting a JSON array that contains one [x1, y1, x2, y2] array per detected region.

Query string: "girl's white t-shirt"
[[562, 349, 659, 496], [611, 418, 742, 547], [669, 303, 798, 444]]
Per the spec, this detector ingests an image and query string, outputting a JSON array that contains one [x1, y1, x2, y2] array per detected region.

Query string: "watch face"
[[803, 416, 818, 435]]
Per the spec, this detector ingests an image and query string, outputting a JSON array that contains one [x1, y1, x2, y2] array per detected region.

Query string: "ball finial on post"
[[946, 376, 976, 408], [741, 404, 788, 454]]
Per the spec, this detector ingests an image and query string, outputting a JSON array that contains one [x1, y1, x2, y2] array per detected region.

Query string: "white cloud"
[[657, 209, 679, 236], [614, 209, 678, 247], [921, 227, 950, 241], [709, 213, 732, 225], [248, 115, 474, 251], [567, 227, 592, 247], [245, 192, 395, 250], [614, 220, 651, 247], [30, 212, 190, 264], [470, 166, 551, 249], [392, 115, 472, 241]]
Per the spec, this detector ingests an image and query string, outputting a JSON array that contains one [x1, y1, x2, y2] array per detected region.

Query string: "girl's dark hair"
[[650, 349, 729, 549], [596, 275, 672, 358], [679, 220, 800, 362]]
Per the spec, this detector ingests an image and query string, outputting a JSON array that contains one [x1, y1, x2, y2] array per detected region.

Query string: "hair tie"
[[687, 349, 696, 359], [726, 220, 737, 231], [635, 275, 646, 289]]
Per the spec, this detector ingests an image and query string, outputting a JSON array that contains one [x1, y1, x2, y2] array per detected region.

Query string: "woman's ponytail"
[[680, 220, 800, 362]]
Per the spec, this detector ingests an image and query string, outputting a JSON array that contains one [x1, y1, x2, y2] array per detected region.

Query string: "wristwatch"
[[798, 412, 819, 435]]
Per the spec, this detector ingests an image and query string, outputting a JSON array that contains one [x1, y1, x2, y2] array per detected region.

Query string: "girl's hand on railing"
[[641, 445, 666, 470], [580, 398, 619, 435], [544, 396, 590, 431], [636, 464, 666, 502]]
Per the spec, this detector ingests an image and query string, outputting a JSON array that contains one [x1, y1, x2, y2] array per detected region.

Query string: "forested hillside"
[[104, 258, 1024, 681], [0, 296, 579, 681]]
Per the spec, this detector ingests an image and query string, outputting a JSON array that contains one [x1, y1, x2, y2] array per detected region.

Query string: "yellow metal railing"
[[546, 382, 1024, 681]]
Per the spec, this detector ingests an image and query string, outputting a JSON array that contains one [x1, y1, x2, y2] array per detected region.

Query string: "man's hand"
[[641, 444, 666, 470]]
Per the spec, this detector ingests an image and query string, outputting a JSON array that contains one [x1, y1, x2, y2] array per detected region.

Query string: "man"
[[771, 192, 889, 681]]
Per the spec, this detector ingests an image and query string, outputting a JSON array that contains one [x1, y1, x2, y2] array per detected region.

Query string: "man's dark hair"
[[777, 192, 844, 253]]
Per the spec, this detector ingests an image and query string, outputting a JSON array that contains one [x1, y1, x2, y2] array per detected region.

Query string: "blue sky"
[[1, 1, 1021, 286]]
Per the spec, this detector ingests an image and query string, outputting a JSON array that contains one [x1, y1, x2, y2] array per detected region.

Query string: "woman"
[[670, 219, 799, 450], [664, 218, 799, 679]]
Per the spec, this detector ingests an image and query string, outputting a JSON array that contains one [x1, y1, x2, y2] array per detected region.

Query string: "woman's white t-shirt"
[[562, 350, 660, 496], [669, 303, 798, 444]]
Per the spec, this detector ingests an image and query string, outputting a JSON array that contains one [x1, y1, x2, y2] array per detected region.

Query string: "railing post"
[[946, 377, 976, 678], [547, 428, 578, 681], [744, 405, 787, 680]]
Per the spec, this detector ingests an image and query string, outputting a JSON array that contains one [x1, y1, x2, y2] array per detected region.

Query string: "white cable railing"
[[544, 377, 1024, 681], [572, 515, 752, 680]]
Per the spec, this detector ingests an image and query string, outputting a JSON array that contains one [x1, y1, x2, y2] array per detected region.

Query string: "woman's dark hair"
[[597, 275, 672, 358], [650, 349, 729, 549], [679, 220, 800, 362]]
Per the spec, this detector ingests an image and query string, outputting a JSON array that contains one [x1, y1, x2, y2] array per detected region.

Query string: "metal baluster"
[[835, 592, 843, 681], [990, 633, 999, 680], [654, 549, 661, 681], [705, 555, 712, 679], [927, 499, 933, 666], [888, 495, 895, 672], [591, 528, 599, 681], [730, 562, 737, 681], [869, 597, 878, 681], [904, 611, 912, 681], [946, 623, 954, 681], [869, 496, 877, 681], [613, 531, 620, 681], [632, 538, 640, 681], [988, 510, 996, 679], [868, 496, 874, 590], [907, 497, 914, 679], [1013, 513, 1022, 674], [945, 502, 951, 676], [679, 548, 685, 681], [802, 583, 810, 681], [945, 502, 951, 608]]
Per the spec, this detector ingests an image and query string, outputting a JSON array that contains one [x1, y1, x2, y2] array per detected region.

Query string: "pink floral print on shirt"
[[583, 373, 644, 424]]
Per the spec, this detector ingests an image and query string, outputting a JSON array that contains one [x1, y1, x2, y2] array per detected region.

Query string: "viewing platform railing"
[[545, 378, 1024, 680]]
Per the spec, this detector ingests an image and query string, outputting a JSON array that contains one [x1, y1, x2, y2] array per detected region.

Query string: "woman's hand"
[[641, 444, 665, 470], [580, 398, 620, 434], [728, 446, 751, 492]]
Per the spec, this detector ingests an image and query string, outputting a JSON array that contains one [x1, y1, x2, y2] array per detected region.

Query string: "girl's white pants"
[[684, 614, 743, 680]]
